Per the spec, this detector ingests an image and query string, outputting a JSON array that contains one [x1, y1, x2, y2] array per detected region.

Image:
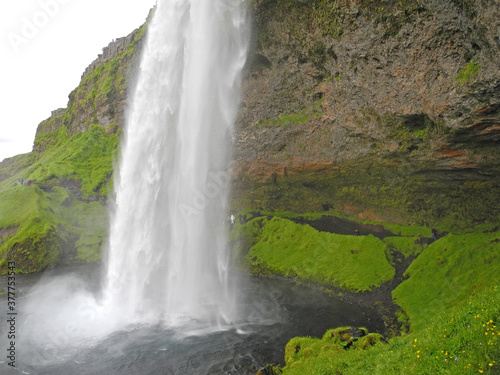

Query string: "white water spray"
[[105, 0, 249, 326]]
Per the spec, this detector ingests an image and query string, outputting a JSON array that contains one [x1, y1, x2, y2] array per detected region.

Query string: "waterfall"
[[105, 0, 249, 326]]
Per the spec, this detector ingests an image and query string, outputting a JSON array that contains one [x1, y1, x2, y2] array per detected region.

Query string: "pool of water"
[[0, 264, 383, 374]]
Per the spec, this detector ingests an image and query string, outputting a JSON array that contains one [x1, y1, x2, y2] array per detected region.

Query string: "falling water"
[[105, 0, 249, 326]]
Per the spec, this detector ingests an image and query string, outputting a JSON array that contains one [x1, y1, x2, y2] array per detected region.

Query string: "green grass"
[[28, 125, 118, 197], [392, 232, 500, 332], [380, 222, 430, 237], [0, 125, 114, 273], [234, 213, 500, 374], [0, 153, 36, 182], [229, 216, 268, 260], [245, 217, 395, 292], [0, 186, 65, 272], [0, 183, 108, 273], [279, 285, 499, 374], [2, 125, 118, 199], [383, 236, 425, 259]]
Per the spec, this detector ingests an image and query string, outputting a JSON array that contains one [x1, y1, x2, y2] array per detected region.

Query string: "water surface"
[[0, 265, 383, 375]]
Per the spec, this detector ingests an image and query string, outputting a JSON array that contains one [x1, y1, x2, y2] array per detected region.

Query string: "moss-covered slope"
[[0, 19, 148, 273], [245, 214, 500, 374], [0, 125, 117, 273], [393, 231, 500, 332], [278, 285, 499, 374]]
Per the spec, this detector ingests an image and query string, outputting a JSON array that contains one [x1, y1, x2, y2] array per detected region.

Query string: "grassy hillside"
[[0, 22, 145, 273], [278, 284, 499, 374], [0, 126, 116, 273], [241, 214, 500, 374], [393, 232, 500, 332]]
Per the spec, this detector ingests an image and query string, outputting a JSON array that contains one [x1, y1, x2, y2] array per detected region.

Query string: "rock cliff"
[[232, 0, 500, 225]]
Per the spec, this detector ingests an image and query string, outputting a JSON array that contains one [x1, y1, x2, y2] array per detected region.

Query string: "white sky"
[[0, 0, 157, 162]]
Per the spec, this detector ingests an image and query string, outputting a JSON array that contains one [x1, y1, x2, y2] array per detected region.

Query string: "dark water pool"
[[0, 265, 383, 374]]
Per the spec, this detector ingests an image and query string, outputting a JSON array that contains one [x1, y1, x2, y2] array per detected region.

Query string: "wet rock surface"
[[234, 0, 500, 188], [292, 215, 396, 239]]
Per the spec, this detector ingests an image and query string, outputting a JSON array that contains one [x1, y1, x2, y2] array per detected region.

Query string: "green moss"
[[279, 285, 500, 374], [245, 217, 395, 291], [378, 222, 429, 237], [383, 236, 424, 258], [456, 57, 481, 86], [0, 165, 109, 273], [28, 125, 118, 198], [229, 217, 267, 260], [0, 187, 108, 273], [233, 214, 499, 374], [312, 0, 344, 39], [258, 99, 323, 127], [232, 155, 500, 231], [392, 231, 500, 331], [0, 186, 64, 273], [0, 153, 37, 184], [356, 333, 384, 349]]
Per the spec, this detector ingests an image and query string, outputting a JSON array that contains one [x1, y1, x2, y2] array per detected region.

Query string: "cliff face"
[[238, 0, 500, 167], [232, 0, 500, 225], [32, 23, 147, 154]]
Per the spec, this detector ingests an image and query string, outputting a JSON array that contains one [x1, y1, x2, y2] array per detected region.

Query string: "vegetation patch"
[[392, 231, 500, 331], [277, 285, 499, 374], [456, 57, 481, 86], [0, 153, 36, 183], [383, 236, 424, 259], [0, 125, 115, 273], [28, 124, 118, 198], [0, 186, 65, 273], [257, 99, 323, 128], [244, 217, 395, 292], [231, 156, 500, 231], [0, 183, 108, 273], [230, 212, 499, 374]]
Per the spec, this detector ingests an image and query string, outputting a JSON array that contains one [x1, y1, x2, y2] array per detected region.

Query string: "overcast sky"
[[0, 0, 157, 162]]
